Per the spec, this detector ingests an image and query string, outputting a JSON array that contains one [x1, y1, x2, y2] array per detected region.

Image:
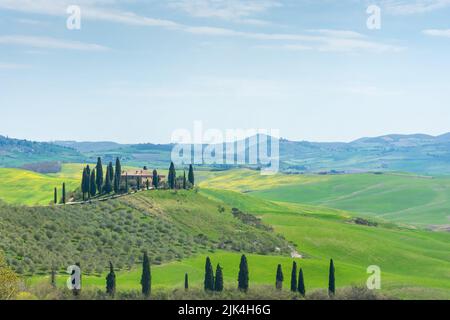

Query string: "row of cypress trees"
[[82, 159, 195, 199], [204, 255, 250, 292], [56, 160, 196, 204], [53, 183, 66, 204], [67, 255, 335, 299], [81, 157, 123, 200], [203, 257, 224, 292], [70, 252, 150, 298], [168, 162, 195, 190], [289, 261, 306, 296], [203, 256, 336, 297], [277, 262, 306, 296], [102, 252, 151, 298]]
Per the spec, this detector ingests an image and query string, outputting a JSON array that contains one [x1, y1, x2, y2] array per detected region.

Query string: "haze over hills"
[[55, 141, 125, 153], [1, 132, 450, 175], [0, 135, 84, 167]]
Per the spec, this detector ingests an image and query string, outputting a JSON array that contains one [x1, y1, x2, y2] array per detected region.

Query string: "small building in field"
[[121, 169, 165, 184]]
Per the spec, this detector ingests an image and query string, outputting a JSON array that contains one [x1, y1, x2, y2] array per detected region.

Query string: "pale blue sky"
[[1, 0, 450, 143]]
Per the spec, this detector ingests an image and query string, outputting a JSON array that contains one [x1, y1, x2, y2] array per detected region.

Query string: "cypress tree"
[[106, 261, 116, 297], [291, 261, 297, 292], [54, 187, 57, 204], [188, 164, 194, 186], [183, 171, 187, 189], [238, 254, 249, 292], [96, 157, 103, 194], [108, 162, 114, 182], [298, 268, 305, 297], [184, 273, 189, 291], [90, 169, 96, 197], [146, 179, 149, 190], [86, 166, 91, 199], [276, 264, 284, 290], [152, 170, 159, 189], [168, 162, 176, 189], [328, 259, 335, 297], [104, 166, 112, 194], [215, 264, 224, 292], [114, 158, 121, 193], [81, 167, 87, 201], [204, 257, 215, 291], [62, 182, 66, 204], [113, 173, 120, 194], [141, 252, 151, 297]]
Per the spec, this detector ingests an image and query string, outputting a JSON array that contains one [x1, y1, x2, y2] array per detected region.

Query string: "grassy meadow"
[[25, 188, 450, 300], [199, 169, 450, 226], [29, 251, 365, 294], [1, 165, 450, 299], [26, 189, 450, 299], [0, 163, 145, 206], [0, 168, 79, 206]]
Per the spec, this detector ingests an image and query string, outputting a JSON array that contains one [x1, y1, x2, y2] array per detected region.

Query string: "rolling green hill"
[[55, 141, 173, 168], [0, 135, 84, 168], [0, 190, 290, 276], [0, 168, 79, 206], [1, 166, 450, 299], [199, 169, 450, 227], [3, 132, 450, 175], [27, 188, 450, 299], [199, 189, 450, 299], [0, 164, 143, 206], [63, 132, 450, 175]]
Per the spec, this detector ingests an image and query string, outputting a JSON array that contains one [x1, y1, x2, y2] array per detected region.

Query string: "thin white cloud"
[[0, 35, 109, 51], [256, 31, 403, 53], [168, 0, 281, 25], [102, 76, 308, 99], [340, 84, 403, 96], [84, 9, 180, 28], [103, 77, 402, 101], [0, 0, 180, 28], [422, 29, 450, 37], [0, 62, 30, 69], [16, 18, 46, 25], [382, 0, 450, 15], [318, 37, 404, 53], [307, 29, 366, 39], [0, 0, 277, 26], [258, 39, 403, 53], [183, 27, 402, 52], [256, 44, 313, 51], [0, 0, 117, 15], [0, 0, 403, 53]]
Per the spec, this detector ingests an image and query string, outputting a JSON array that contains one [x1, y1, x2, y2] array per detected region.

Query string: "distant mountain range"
[[1, 133, 450, 175], [279, 133, 450, 174]]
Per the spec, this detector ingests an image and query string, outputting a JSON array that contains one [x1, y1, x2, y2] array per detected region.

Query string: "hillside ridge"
[[1, 132, 450, 175]]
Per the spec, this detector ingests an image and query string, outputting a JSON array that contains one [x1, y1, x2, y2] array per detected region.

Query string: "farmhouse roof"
[[122, 170, 165, 178]]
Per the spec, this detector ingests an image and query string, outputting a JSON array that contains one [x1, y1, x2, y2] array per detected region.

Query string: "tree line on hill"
[[202, 256, 335, 298], [79, 157, 124, 201], [53, 159, 195, 204], [63, 254, 336, 299], [168, 161, 195, 190]]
